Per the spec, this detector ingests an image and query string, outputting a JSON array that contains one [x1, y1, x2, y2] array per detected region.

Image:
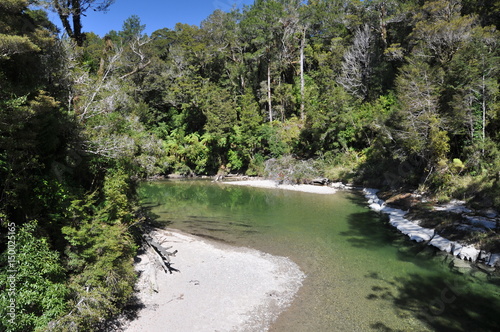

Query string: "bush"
[[246, 153, 265, 176], [0, 221, 69, 332], [264, 155, 320, 184], [319, 149, 366, 183]]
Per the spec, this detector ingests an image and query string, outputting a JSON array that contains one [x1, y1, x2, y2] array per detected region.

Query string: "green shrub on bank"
[[0, 221, 69, 332], [52, 171, 138, 330]]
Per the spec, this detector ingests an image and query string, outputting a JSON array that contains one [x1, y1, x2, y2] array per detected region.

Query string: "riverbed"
[[138, 180, 500, 331]]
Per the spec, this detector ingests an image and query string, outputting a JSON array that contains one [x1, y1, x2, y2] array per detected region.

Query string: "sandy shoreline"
[[222, 179, 340, 194], [120, 228, 305, 332], [118, 180, 336, 332]]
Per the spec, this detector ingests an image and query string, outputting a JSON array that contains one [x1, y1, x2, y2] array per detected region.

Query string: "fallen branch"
[[143, 233, 179, 274]]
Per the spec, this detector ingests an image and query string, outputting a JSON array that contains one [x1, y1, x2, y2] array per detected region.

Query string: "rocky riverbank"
[[364, 188, 499, 269]]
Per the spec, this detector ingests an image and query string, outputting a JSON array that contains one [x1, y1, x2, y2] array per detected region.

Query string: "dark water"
[[139, 180, 500, 332]]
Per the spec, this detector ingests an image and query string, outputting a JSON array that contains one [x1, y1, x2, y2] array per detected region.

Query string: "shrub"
[[264, 155, 320, 184], [0, 221, 69, 332]]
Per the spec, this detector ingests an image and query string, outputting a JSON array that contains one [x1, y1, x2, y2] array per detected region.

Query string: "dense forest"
[[1, 0, 499, 330]]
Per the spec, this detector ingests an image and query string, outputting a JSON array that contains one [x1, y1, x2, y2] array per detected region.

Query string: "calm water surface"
[[139, 180, 500, 331]]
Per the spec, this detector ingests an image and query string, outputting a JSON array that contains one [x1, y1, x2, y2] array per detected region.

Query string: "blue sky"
[[46, 0, 255, 36]]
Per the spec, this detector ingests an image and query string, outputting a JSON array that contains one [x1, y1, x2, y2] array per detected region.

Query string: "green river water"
[[138, 180, 500, 332]]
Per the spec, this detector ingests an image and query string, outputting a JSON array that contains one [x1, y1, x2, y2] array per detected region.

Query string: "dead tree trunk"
[[267, 63, 273, 123], [300, 27, 306, 121], [143, 234, 179, 274]]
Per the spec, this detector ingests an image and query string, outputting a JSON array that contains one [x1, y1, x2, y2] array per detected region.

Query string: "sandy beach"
[[222, 179, 339, 194], [119, 180, 341, 331], [120, 228, 305, 332]]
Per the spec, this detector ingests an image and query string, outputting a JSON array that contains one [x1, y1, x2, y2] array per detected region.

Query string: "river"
[[139, 180, 500, 331]]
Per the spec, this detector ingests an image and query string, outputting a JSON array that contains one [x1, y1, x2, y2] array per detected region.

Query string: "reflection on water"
[[139, 180, 500, 332]]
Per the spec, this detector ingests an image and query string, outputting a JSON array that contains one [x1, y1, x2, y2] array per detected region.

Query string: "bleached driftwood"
[[143, 234, 179, 274]]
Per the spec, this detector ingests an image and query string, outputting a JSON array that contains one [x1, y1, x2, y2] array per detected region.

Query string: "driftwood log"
[[143, 234, 179, 274]]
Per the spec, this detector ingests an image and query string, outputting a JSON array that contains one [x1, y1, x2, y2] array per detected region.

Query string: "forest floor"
[[115, 228, 305, 332]]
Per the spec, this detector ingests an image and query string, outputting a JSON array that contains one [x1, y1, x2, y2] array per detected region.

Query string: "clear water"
[[139, 180, 500, 332]]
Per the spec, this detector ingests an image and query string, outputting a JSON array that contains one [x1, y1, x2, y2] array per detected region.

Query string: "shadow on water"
[[367, 271, 500, 331], [341, 194, 500, 331], [136, 200, 172, 228], [342, 193, 456, 269], [189, 232, 232, 243], [339, 193, 415, 256], [339, 209, 401, 249], [369, 322, 406, 332]]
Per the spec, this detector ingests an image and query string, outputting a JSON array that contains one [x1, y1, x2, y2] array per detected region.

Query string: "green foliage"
[[102, 169, 135, 223], [0, 221, 69, 332], [199, 83, 238, 138], [57, 188, 137, 330], [0, 34, 40, 56], [163, 131, 210, 174], [246, 153, 266, 176], [0, 2, 58, 95], [227, 126, 246, 172], [320, 148, 367, 182], [259, 124, 291, 157], [120, 15, 146, 42], [451, 158, 465, 174], [0, 91, 72, 221]]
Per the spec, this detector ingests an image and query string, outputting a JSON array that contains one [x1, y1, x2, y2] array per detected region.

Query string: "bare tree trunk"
[[240, 73, 245, 93], [379, 1, 388, 49], [482, 72, 486, 155], [71, 0, 84, 46], [299, 28, 305, 121], [54, 2, 74, 40], [267, 63, 273, 123]]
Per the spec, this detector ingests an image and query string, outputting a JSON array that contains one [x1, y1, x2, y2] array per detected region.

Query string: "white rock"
[[458, 245, 480, 261], [487, 253, 500, 267], [363, 188, 493, 266], [465, 215, 497, 230]]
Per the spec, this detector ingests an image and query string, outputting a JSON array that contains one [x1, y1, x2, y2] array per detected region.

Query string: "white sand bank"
[[121, 229, 305, 332], [223, 179, 339, 194]]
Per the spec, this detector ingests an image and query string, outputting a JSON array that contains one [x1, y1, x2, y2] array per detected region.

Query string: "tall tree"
[[411, 0, 475, 64], [448, 25, 500, 156], [338, 24, 374, 100], [394, 57, 449, 169], [120, 14, 146, 43], [43, 0, 115, 46], [241, 0, 286, 122]]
